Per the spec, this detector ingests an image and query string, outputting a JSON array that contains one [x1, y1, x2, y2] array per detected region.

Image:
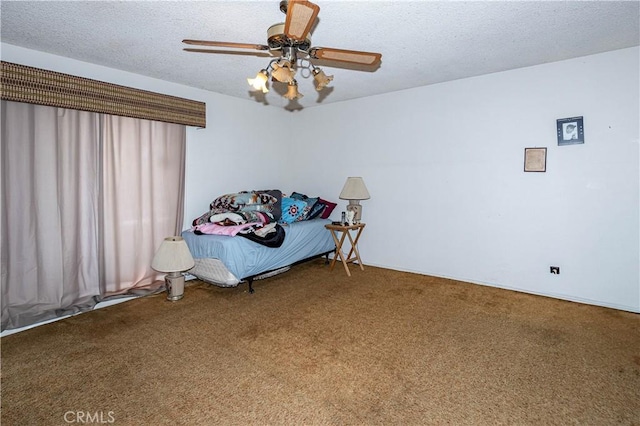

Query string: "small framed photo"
[[524, 147, 547, 172], [557, 116, 584, 145]]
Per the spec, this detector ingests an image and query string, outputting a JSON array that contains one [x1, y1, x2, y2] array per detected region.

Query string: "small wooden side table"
[[324, 223, 366, 277]]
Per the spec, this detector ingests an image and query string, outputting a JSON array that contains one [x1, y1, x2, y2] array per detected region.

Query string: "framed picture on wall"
[[557, 116, 584, 145], [524, 147, 547, 172]]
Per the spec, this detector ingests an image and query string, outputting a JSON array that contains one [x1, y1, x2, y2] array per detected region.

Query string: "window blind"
[[1, 61, 206, 128]]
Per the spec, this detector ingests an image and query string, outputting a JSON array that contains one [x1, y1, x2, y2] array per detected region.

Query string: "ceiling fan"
[[183, 0, 382, 101]]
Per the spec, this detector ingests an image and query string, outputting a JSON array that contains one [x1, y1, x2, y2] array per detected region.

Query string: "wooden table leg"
[[344, 226, 365, 270], [328, 228, 351, 276]]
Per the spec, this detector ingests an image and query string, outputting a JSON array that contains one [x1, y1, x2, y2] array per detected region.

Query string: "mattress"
[[189, 258, 241, 286], [182, 218, 335, 286]]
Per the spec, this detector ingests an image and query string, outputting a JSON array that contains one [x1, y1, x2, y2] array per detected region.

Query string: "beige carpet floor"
[[2, 260, 639, 425]]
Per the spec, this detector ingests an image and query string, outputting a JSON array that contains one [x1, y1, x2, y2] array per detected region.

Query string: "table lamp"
[[339, 177, 370, 223], [151, 236, 195, 301]]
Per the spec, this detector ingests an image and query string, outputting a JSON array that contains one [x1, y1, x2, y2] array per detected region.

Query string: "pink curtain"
[[1, 101, 186, 331], [101, 115, 186, 295]]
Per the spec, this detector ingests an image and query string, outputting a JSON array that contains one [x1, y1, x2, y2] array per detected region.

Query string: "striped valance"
[[1, 61, 206, 128]]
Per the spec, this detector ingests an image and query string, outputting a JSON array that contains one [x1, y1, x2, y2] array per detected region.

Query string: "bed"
[[182, 190, 337, 293]]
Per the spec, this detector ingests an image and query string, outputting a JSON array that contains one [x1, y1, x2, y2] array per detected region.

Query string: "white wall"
[[293, 47, 640, 312], [2, 44, 638, 313]]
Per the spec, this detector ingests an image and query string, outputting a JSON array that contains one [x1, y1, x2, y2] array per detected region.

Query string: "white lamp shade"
[[151, 236, 195, 273], [339, 177, 370, 200]]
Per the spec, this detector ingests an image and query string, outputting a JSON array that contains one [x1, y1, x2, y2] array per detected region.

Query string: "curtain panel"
[[1, 101, 187, 331], [101, 115, 186, 295], [1, 61, 206, 128], [1, 103, 102, 329]]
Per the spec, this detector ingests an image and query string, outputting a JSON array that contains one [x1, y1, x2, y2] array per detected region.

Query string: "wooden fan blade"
[[182, 39, 270, 51], [310, 47, 382, 66], [284, 0, 320, 41], [183, 48, 272, 58]]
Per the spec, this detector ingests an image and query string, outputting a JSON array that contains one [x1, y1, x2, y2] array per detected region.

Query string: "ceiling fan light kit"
[[247, 69, 269, 93], [183, 0, 382, 105], [271, 60, 295, 84], [312, 68, 333, 91], [283, 80, 304, 100]]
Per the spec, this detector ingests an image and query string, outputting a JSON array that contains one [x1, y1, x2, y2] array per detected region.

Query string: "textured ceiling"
[[1, 1, 639, 110]]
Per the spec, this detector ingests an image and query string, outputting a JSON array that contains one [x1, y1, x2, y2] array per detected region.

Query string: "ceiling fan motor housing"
[[267, 23, 311, 51]]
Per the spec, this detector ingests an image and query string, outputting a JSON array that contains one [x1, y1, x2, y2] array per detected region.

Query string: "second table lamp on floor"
[[151, 236, 195, 301], [339, 177, 370, 223]]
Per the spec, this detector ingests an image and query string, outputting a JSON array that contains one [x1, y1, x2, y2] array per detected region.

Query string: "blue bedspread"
[[182, 218, 335, 280]]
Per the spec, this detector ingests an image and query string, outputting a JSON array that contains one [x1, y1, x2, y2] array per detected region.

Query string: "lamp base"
[[165, 273, 185, 301], [346, 201, 362, 223]]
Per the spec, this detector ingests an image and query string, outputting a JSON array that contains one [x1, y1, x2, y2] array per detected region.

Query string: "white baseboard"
[[365, 262, 640, 314]]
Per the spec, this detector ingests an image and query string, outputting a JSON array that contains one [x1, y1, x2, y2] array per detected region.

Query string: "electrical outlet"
[[550, 266, 560, 274]]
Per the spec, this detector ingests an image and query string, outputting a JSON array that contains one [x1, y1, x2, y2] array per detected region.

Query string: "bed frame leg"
[[243, 248, 335, 293]]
